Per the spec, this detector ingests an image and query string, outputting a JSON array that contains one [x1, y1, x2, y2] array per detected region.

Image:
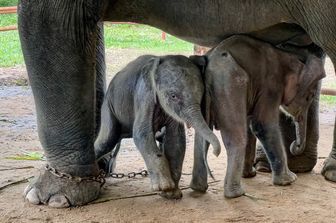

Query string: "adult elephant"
[[18, 0, 336, 207]]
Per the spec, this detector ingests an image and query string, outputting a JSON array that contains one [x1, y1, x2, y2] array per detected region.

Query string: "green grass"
[[6, 151, 44, 161], [0, 0, 17, 7], [321, 95, 336, 105], [0, 14, 16, 26], [0, 30, 23, 67], [0, 1, 21, 67], [104, 24, 192, 52], [0, 20, 192, 67], [320, 80, 336, 105]]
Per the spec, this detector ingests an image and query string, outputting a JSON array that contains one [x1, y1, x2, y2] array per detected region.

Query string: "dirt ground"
[[0, 49, 336, 223]]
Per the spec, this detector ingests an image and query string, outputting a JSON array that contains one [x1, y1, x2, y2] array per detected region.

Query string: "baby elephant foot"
[[24, 167, 103, 208], [190, 167, 208, 192], [97, 155, 117, 175], [160, 188, 183, 199], [190, 175, 208, 193], [243, 166, 257, 178], [321, 156, 336, 182], [150, 171, 175, 192], [224, 183, 245, 199], [272, 170, 297, 186]]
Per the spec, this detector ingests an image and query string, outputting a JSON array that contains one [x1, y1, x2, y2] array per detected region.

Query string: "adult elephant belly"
[[105, 0, 305, 47]]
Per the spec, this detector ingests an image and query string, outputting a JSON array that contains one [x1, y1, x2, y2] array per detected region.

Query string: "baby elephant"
[[190, 35, 325, 198], [94, 55, 221, 199]]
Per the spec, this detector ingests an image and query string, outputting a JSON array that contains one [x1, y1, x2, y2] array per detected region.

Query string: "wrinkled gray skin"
[[94, 55, 221, 199], [98, 127, 166, 175], [19, 0, 336, 207], [191, 36, 325, 198]]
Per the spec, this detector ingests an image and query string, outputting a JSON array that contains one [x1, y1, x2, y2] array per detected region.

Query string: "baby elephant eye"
[[222, 52, 228, 57], [171, 94, 177, 99]]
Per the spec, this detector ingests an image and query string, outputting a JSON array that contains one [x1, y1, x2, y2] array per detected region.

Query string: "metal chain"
[[109, 170, 148, 179], [45, 164, 106, 186]]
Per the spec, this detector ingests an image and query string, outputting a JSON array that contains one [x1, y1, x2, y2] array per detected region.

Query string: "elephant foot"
[[150, 170, 175, 192], [243, 166, 257, 178], [190, 175, 208, 193], [224, 184, 245, 198], [255, 154, 316, 173], [287, 154, 316, 173], [97, 155, 116, 175], [160, 188, 183, 199], [272, 170, 297, 186], [321, 156, 336, 182], [24, 166, 103, 208], [255, 160, 272, 172]]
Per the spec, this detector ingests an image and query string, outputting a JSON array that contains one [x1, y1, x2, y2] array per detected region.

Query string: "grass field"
[[0, 0, 17, 7], [0, 7, 192, 67], [321, 82, 336, 105], [0, 23, 193, 67]]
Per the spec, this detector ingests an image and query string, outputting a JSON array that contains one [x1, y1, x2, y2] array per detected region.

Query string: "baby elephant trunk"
[[290, 114, 307, 156], [186, 108, 221, 157], [185, 107, 221, 179]]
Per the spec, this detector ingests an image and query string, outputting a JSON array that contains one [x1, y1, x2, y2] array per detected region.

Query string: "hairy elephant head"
[[143, 55, 221, 157], [281, 55, 325, 156]]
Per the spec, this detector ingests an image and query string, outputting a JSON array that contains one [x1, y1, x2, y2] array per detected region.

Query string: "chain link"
[[45, 164, 148, 183], [109, 170, 148, 179], [45, 164, 106, 186]]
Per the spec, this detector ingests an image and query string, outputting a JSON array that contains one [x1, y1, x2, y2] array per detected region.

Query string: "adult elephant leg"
[[95, 23, 106, 136], [18, 1, 106, 207], [322, 119, 336, 181], [322, 56, 336, 181]]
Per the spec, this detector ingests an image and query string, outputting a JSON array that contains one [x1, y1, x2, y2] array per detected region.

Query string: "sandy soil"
[[0, 49, 336, 223]]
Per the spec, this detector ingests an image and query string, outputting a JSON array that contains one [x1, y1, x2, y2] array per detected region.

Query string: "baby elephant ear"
[[297, 55, 325, 99], [300, 55, 326, 83], [189, 55, 207, 74], [142, 57, 160, 103], [283, 73, 300, 105], [142, 57, 160, 83], [283, 55, 325, 105]]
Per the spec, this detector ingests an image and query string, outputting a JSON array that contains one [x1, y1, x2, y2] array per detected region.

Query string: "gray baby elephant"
[[94, 55, 221, 199], [190, 35, 325, 198]]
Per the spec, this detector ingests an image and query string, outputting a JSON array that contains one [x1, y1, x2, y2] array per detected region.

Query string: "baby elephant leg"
[[94, 101, 121, 173], [221, 127, 247, 198], [215, 94, 248, 198], [97, 142, 121, 174], [133, 118, 174, 192], [255, 141, 272, 172], [190, 133, 210, 192], [160, 123, 186, 199], [251, 120, 297, 186], [243, 128, 257, 178]]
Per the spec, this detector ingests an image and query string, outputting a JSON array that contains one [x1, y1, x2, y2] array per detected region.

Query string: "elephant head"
[[144, 55, 221, 157], [280, 55, 325, 156]]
